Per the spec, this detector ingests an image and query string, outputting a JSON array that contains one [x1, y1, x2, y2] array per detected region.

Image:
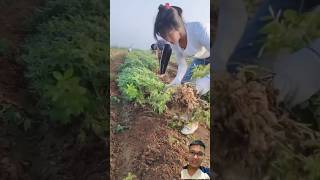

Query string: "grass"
[[114, 124, 129, 134], [110, 96, 121, 104]]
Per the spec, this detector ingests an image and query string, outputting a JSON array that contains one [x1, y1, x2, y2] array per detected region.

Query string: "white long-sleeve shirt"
[[169, 22, 210, 85]]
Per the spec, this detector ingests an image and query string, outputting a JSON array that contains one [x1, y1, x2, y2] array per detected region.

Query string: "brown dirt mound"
[[111, 113, 188, 180], [61, 140, 107, 180]]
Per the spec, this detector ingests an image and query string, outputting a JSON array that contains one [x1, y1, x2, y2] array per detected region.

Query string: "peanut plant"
[[261, 9, 320, 54], [22, 0, 108, 140], [191, 64, 210, 80], [117, 51, 172, 113]]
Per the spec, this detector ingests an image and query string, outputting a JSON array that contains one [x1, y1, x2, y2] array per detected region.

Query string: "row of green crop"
[[261, 9, 320, 54], [117, 51, 172, 113], [22, 0, 108, 140]]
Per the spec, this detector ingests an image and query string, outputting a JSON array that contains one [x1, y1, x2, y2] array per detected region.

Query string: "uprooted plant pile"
[[117, 50, 210, 129], [213, 68, 320, 180]]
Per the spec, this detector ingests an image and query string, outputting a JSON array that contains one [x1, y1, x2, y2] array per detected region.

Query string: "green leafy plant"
[[120, 51, 158, 72], [45, 68, 89, 123], [115, 124, 129, 133], [117, 51, 172, 113], [191, 107, 210, 129], [191, 64, 210, 80], [149, 90, 172, 113], [261, 9, 320, 54], [29, 0, 108, 30], [268, 144, 320, 180], [168, 115, 184, 130], [21, 0, 108, 140], [123, 83, 140, 101]]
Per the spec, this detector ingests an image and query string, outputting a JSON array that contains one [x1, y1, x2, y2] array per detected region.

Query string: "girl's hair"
[[153, 4, 184, 41]]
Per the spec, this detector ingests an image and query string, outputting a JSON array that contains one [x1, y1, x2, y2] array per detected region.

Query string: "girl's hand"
[[165, 80, 181, 89]]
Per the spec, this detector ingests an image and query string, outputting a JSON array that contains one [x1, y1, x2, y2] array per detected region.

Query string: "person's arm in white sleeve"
[[168, 52, 188, 86], [194, 23, 211, 95], [196, 74, 210, 95], [199, 22, 211, 53], [273, 38, 320, 107]]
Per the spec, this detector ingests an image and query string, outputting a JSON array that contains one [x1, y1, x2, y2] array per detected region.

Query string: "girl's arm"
[[169, 52, 188, 86], [199, 22, 211, 53], [194, 23, 211, 95]]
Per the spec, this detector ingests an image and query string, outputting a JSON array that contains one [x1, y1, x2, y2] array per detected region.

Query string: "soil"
[[0, 1, 107, 180], [0, 0, 44, 108], [110, 49, 211, 179]]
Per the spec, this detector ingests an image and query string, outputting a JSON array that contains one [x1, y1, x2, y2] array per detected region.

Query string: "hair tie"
[[164, 3, 171, 9]]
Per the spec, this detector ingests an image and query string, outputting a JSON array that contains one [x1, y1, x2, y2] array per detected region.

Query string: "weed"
[[123, 172, 137, 180]]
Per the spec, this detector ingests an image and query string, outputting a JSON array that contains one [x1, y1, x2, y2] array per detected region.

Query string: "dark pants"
[[159, 44, 172, 74]]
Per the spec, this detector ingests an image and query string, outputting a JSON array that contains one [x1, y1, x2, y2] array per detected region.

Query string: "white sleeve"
[[199, 22, 210, 53], [195, 74, 210, 95], [169, 52, 188, 85]]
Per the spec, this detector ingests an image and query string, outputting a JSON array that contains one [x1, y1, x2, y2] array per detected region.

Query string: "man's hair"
[[189, 140, 206, 149]]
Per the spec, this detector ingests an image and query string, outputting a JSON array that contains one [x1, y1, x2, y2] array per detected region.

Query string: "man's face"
[[188, 145, 205, 168]]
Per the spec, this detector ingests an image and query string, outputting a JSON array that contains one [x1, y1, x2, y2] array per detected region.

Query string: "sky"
[[110, 0, 210, 50]]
